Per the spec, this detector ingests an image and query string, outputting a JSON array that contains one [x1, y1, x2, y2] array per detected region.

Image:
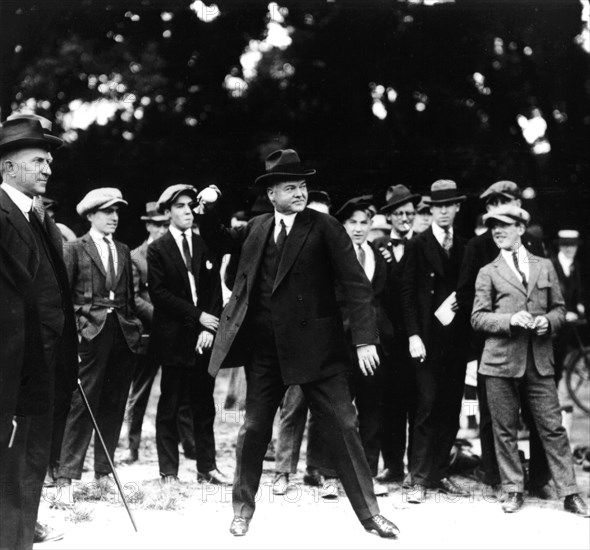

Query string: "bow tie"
[[390, 237, 408, 247]]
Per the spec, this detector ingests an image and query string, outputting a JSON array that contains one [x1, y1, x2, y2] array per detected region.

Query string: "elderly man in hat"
[[399, 179, 470, 503], [56, 188, 142, 487], [471, 206, 589, 516], [0, 116, 78, 549], [147, 184, 224, 485], [373, 185, 421, 486], [456, 180, 551, 497], [196, 149, 399, 538], [121, 202, 198, 465]]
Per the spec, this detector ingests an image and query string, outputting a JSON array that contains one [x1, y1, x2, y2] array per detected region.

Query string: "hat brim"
[[140, 215, 170, 222], [157, 189, 199, 213], [480, 191, 518, 202], [335, 202, 375, 222], [254, 169, 316, 187], [379, 194, 421, 214], [554, 238, 582, 246], [424, 195, 467, 206], [483, 213, 527, 227], [0, 134, 63, 153]]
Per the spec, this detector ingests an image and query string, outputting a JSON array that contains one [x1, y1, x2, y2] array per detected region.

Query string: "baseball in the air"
[[200, 187, 218, 203]]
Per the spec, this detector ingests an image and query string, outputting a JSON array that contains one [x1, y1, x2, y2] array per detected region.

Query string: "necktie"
[[512, 250, 527, 289], [103, 237, 117, 292], [357, 244, 366, 269], [32, 196, 45, 224], [275, 219, 287, 252], [182, 232, 193, 274], [390, 237, 408, 247], [442, 229, 452, 257]]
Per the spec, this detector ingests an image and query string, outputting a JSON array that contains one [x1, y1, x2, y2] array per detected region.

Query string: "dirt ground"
[[36, 368, 590, 550]]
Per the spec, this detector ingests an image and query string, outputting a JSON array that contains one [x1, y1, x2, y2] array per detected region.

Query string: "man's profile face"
[[88, 206, 119, 235], [343, 209, 371, 246], [491, 220, 525, 250], [2, 146, 53, 197], [166, 194, 194, 231], [431, 202, 460, 229], [387, 201, 415, 236], [267, 179, 308, 215], [146, 221, 169, 241]]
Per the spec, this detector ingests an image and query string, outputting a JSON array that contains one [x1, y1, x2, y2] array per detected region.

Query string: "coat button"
[[300, 320, 307, 327]]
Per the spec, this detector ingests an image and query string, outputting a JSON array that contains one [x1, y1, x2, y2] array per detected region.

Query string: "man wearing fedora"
[[122, 202, 198, 465], [373, 184, 421, 486], [56, 188, 142, 487], [0, 116, 78, 549], [456, 180, 551, 496], [400, 179, 469, 502], [471, 205, 589, 517], [147, 184, 225, 485], [196, 149, 400, 538]]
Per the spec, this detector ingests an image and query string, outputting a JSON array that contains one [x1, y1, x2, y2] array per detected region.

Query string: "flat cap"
[[480, 180, 521, 201], [334, 195, 375, 222], [483, 205, 530, 227], [156, 184, 198, 213], [76, 188, 128, 216]]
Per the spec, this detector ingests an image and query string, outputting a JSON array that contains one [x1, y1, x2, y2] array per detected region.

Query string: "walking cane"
[[77, 378, 138, 532]]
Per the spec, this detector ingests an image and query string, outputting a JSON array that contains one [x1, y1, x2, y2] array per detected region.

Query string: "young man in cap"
[[196, 149, 399, 538], [373, 185, 421, 486], [122, 203, 198, 464], [400, 179, 469, 502], [456, 180, 551, 496], [147, 184, 225, 485], [0, 117, 78, 549], [471, 206, 589, 517], [56, 188, 143, 487]]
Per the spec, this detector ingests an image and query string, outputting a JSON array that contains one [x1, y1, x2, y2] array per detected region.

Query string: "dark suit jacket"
[[131, 240, 153, 328], [550, 255, 584, 314], [147, 230, 222, 367], [471, 254, 565, 377], [199, 207, 378, 385], [64, 233, 142, 352], [0, 188, 78, 437], [400, 225, 465, 353]]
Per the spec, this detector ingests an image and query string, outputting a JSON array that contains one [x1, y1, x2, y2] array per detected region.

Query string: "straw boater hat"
[[555, 229, 582, 246], [424, 180, 466, 205], [482, 205, 530, 227], [254, 149, 316, 187]]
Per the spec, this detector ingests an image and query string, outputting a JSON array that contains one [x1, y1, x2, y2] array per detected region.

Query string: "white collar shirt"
[[273, 211, 297, 241], [431, 222, 453, 249], [169, 225, 198, 306], [557, 251, 574, 277], [89, 227, 118, 301], [356, 241, 376, 282], [389, 229, 413, 262], [1, 182, 33, 221]]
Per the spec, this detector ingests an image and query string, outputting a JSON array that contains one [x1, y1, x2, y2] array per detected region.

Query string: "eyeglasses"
[[390, 210, 416, 218]]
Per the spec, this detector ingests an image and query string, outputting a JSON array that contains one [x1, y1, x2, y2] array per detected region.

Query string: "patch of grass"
[[66, 503, 94, 524]]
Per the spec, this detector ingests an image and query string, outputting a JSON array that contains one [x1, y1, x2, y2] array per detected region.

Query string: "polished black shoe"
[[502, 492, 524, 513], [438, 477, 469, 497], [229, 516, 250, 536], [34, 522, 64, 544], [405, 483, 427, 504], [303, 467, 324, 487], [564, 494, 590, 517], [120, 448, 139, 465], [197, 468, 231, 485], [375, 468, 405, 484], [361, 514, 400, 539]]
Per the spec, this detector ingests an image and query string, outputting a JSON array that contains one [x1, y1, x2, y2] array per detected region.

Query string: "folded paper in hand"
[[435, 291, 456, 326]]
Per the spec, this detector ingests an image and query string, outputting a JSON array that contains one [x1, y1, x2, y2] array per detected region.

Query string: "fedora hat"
[[254, 149, 316, 186], [140, 201, 170, 222], [555, 229, 582, 246], [0, 118, 63, 154], [483, 205, 530, 227], [334, 195, 375, 222], [6, 112, 54, 132], [380, 185, 421, 214], [156, 184, 198, 214], [76, 188, 128, 217], [424, 180, 466, 205]]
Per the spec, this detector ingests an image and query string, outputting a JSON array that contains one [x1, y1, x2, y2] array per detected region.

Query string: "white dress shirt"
[[431, 222, 453, 249], [169, 225, 198, 306], [557, 251, 574, 277], [274, 211, 297, 241], [89, 228, 118, 301], [1, 182, 33, 221], [389, 229, 413, 262], [501, 243, 530, 284], [357, 241, 376, 282]]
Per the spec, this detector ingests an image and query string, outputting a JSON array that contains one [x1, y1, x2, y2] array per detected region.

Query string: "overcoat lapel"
[[241, 215, 274, 293], [422, 228, 445, 278], [114, 241, 126, 287], [0, 190, 37, 260], [161, 232, 191, 287], [190, 233, 203, 284]]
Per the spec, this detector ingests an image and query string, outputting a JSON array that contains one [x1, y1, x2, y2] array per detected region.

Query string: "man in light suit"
[[147, 184, 224, 485], [57, 188, 142, 486], [471, 205, 588, 516], [196, 149, 399, 538], [0, 117, 78, 550]]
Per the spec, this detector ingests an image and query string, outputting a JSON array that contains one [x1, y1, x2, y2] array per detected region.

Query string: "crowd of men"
[[0, 114, 589, 550]]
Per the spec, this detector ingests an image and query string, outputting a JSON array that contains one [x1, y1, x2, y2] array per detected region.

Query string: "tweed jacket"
[[471, 253, 565, 378]]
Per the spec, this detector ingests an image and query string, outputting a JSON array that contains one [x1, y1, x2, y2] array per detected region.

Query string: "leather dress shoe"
[[438, 477, 469, 497], [197, 468, 231, 485], [320, 477, 340, 499], [564, 494, 590, 517], [361, 514, 400, 538], [375, 468, 404, 484], [229, 516, 250, 536], [34, 522, 64, 544], [502, 492, 524, 513], [303, 467, 324, 487], [120, 448, 139, 465], [405, 483, 427, 504], [272, 473, 290, 495]]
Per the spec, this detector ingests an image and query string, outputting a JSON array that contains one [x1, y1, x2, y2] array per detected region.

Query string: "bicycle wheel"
[[566, 346, 590, 415]]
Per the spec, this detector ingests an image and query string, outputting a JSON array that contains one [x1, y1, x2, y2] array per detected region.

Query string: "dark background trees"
[[0, 0, 588, 247]]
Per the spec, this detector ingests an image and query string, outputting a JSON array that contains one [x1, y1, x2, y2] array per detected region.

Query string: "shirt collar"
[[89, 227, 113, 243], [169, 224, 191, 240], [501, 243, 526, 263], [389, 228, 413, 242], [558, 251, 573, 268], [274, 211, 297, 228], [431, 222, 452, 242], [1, 182, 33, 215]]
